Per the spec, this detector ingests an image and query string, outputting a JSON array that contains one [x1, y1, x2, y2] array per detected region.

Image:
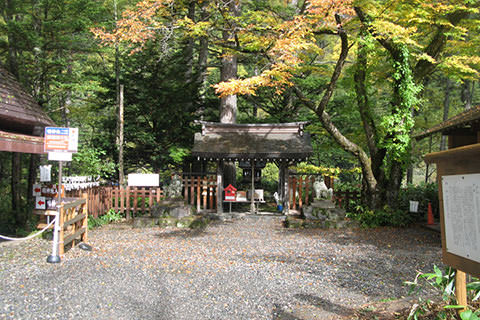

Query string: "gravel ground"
[[0, 215, 442, 320]]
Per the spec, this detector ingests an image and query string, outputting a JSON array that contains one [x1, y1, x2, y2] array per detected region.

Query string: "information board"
[[442, 173, 480, 264], [127, 174, 159, 187], [44, 127, 78, 153]]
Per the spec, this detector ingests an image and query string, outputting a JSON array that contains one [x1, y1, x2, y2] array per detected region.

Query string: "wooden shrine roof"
[[415, 105, 480, 140], [192, 121, 313, 161]]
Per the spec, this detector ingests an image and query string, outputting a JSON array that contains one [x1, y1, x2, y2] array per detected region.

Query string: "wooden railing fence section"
[[181, 174, 217, 213], [59, 197, 88, 256]]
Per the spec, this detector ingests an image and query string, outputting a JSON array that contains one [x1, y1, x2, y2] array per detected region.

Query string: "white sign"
[[40, 165, 52, 182], [127, 174, 159, 187], [442, 174, 480, 264], [35, 196, 46, 210], [33, 184, 42, 196], [44, 127, 78, 153], [48, 152, 73, 161]]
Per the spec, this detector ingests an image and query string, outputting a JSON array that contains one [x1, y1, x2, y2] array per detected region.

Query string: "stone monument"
[[302, 177, 347, 228]]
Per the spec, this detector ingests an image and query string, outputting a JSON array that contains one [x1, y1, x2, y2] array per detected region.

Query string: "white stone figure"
[[273, 192, 280, 205], [313, 179, 333, 200]]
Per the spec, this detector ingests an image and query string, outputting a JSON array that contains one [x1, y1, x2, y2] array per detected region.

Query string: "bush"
[[88, 209, 123, 229]]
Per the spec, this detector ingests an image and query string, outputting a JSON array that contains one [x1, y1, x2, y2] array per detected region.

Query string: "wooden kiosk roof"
[[415, 106, 480, 140], [0, 67, 54, 153], [192, 121, 313, 161]]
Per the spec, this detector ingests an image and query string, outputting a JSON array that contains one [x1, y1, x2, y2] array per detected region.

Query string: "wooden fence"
[[59, 197, 88, 256], [65, 174, 360, 216], [64, 174, 218, 218], [181, 174, 217, 212]]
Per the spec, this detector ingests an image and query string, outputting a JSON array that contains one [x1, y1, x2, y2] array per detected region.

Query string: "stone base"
[[288, 200, 355, 229], [151, 200, 194, 219]]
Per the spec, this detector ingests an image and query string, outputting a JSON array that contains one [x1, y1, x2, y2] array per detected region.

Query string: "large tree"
[[215, 0, 480, 209]]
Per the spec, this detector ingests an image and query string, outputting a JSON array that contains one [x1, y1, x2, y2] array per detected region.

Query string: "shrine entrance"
[[191, 121, 313, 215]]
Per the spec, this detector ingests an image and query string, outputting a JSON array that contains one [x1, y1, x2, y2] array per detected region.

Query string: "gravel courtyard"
[[0, 215, 442, 320]]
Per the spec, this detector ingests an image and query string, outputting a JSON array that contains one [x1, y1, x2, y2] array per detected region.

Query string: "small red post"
[[427, 202, 434, 225]]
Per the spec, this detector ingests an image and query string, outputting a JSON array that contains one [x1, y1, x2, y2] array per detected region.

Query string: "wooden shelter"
[[421, 106, 480, 306], [415, 105, 480, 148], [192, 121, 313, 214], [0, 66, 54, 153]]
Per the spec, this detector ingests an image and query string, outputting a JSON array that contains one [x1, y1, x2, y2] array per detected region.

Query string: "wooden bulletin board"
[[425, 143, 480, 278]]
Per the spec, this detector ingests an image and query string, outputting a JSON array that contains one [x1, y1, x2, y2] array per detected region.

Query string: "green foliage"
[[88, 209, 123, 229], [261, 162, 279, 192], [398, 183, 439, 220], [349, 205, 415, 228], [405, 266, 480, 320], [380, 45, 421, 170], [70, 145, 116, 179]]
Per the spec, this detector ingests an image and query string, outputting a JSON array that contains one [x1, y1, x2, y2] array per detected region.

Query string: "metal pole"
[[47, 160, 62, 263]]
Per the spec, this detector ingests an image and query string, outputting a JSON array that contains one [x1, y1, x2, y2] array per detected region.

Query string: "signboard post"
[[44, 127, 78, 264], [425, 143, 480, 312]]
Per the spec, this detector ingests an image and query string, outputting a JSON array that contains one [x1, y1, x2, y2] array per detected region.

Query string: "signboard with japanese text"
[[44, 127, 78, 153], [442, 174, 480, 264]]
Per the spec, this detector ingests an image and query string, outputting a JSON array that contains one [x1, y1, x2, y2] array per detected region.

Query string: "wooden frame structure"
[[35, 196, 88, 256], [192, 121, 313, 214]]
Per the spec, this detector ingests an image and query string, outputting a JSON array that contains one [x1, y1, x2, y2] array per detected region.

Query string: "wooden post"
[[209, 176, 214, 209], [292, 176, 297, 210], [197, 176, 201, 212], [456, 270, 468, 314], [133, 187, 138, 217], [298, 176, 303, 209], [82, 193, 88, 242], [202, 176, 207, 210], [190, 176, 195, 205], [126, 186, 130, 219], [59, 204, 65, 256]]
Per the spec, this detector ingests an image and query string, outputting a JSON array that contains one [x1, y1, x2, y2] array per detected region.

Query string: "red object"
[[224, 184, 237, 201], [37, 200, 45, 206], [427, 202, 434, 225], [34, 187, 41, 192]]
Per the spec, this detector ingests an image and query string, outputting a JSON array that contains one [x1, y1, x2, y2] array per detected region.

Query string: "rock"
[[296, 200, 350, 229], [133, 217, 157, 228], [150, 200, 193, 219]]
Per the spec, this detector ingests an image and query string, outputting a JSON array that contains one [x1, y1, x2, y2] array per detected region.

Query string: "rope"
[[0, 218, 56, 241]]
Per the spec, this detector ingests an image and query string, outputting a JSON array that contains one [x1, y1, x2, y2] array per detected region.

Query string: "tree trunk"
[[118, 84, 125, 186], [11, 153, 23, 225], [461, 80, 472, 110], [440, 78, 452, 151], [197, 1, 209, 107], [220, 0, 240, 187]]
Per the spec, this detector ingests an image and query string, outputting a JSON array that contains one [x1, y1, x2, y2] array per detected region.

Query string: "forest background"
[[1, 0, 479, 232]]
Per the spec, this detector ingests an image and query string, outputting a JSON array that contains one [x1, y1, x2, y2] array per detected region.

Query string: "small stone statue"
[[166, 174, 183, 198], [313, 179, 333, 200]]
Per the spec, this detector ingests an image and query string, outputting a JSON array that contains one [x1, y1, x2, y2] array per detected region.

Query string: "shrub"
[[88, 209, 123, 229]]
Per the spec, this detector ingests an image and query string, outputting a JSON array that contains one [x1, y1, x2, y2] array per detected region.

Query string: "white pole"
[[47, 160, 62, 263]]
